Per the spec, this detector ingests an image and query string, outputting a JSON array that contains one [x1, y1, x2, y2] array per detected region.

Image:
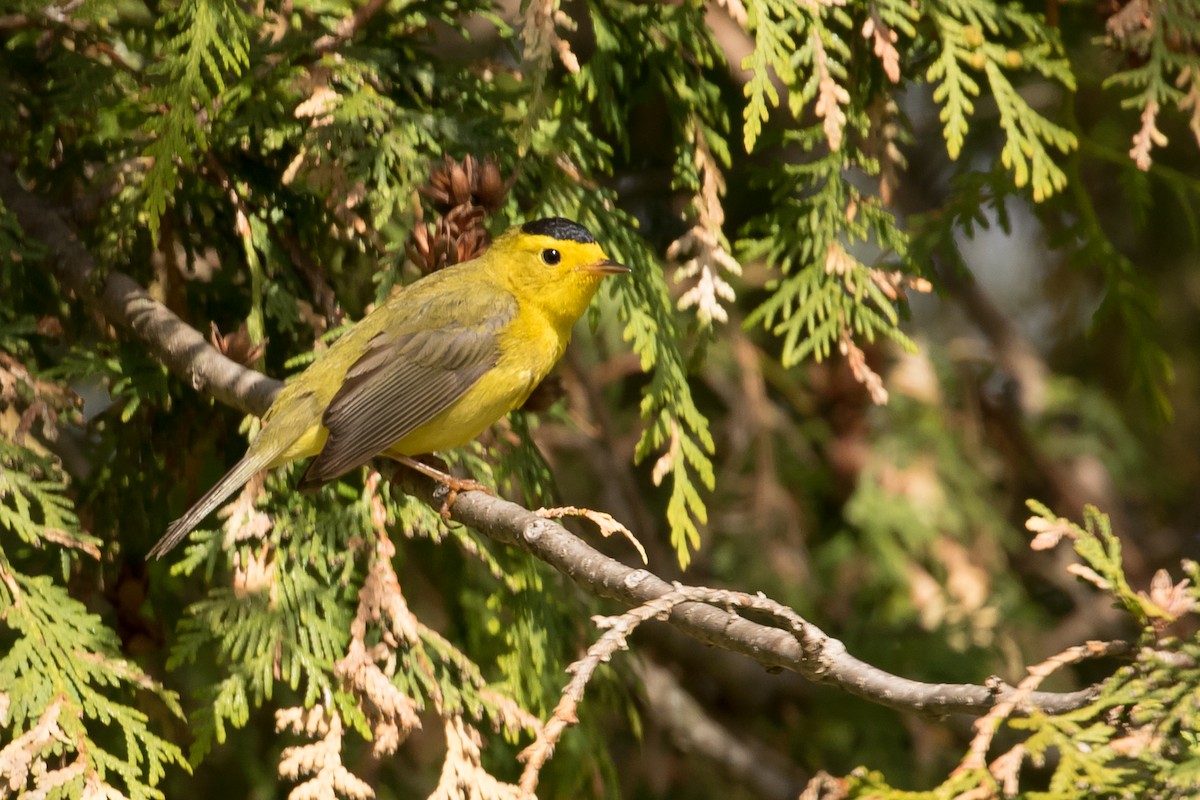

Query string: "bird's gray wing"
[[298, 292, 517, 487]]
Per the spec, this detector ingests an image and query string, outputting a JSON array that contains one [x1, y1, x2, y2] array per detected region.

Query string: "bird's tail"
[[148, 455, 265, 559]]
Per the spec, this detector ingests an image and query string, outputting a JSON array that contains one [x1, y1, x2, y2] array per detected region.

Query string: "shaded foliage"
[[2, 0, 1200, 797]]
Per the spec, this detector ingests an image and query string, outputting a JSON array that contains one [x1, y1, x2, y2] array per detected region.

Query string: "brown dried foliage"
[[209, 321, 268, 367], [0, 351, 82, 447]]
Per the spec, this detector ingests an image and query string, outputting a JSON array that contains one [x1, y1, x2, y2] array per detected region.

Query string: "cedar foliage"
[[2, 0, 1200, 797]]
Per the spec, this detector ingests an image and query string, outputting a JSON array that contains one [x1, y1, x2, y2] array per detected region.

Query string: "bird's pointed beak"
[[585, 259, 630, 276]]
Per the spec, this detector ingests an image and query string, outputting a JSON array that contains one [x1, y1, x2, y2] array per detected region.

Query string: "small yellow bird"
[[149, 217, 628, 558]]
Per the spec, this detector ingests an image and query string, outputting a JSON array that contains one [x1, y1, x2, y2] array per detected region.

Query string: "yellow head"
[[487, 217, 628, 328]]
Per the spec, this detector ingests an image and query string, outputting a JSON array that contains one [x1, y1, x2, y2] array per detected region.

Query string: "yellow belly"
[[385, 359, 543, 456], [383, 305, 567, 456]]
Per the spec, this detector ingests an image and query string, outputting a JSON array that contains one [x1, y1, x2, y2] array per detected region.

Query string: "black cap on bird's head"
[[521, 217, 597, 244], [518, 216, 628, 276]]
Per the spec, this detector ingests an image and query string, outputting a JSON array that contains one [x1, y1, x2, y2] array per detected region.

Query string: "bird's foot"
[[394, 455, 494, 519], [437, 476, 493, 519]]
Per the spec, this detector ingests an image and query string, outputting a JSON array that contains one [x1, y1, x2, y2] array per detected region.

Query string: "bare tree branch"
[[0, 162, 279, 418], [428, 475, 1133, 721], [632, 657, 808, 800], [935, 257, 1050, 417], [0, 163, 1127, 722]]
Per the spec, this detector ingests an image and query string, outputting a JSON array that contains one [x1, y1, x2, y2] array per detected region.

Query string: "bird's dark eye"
[[541, 248, 562, 266]]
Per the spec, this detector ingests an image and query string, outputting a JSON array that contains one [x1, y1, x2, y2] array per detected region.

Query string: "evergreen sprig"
[[569, 0, 726, 562], [1103, 0, 1200, 170], [0, 443, 186, 799], [141, 0, 255, 240], [741, 137, 917, 370], [580, 204, 717, 566], [166, 479, 360, 761], [0, 441, 97, 556], [926, 0, 1077, 198], [740, 0, 796, 151], [1009, 504, 1200, 798]]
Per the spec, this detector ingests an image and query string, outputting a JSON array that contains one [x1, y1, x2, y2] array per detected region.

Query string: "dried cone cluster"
[[407, 155, 508, 274]]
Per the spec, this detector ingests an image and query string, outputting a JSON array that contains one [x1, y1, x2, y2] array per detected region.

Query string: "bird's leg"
[[393, 454, 493, 519]]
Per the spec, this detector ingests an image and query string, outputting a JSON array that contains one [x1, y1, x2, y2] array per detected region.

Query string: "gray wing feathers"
[[299, 297, 516, 487]]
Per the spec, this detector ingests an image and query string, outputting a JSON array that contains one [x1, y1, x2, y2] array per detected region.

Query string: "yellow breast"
[[387, 304, 568, 455]]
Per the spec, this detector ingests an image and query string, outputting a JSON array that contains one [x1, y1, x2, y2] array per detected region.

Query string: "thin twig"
[[518, 583, 813, 792], [519, 589, 686, 792], [633, 657, 808, 800], [955, 639, 1130, 775]]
